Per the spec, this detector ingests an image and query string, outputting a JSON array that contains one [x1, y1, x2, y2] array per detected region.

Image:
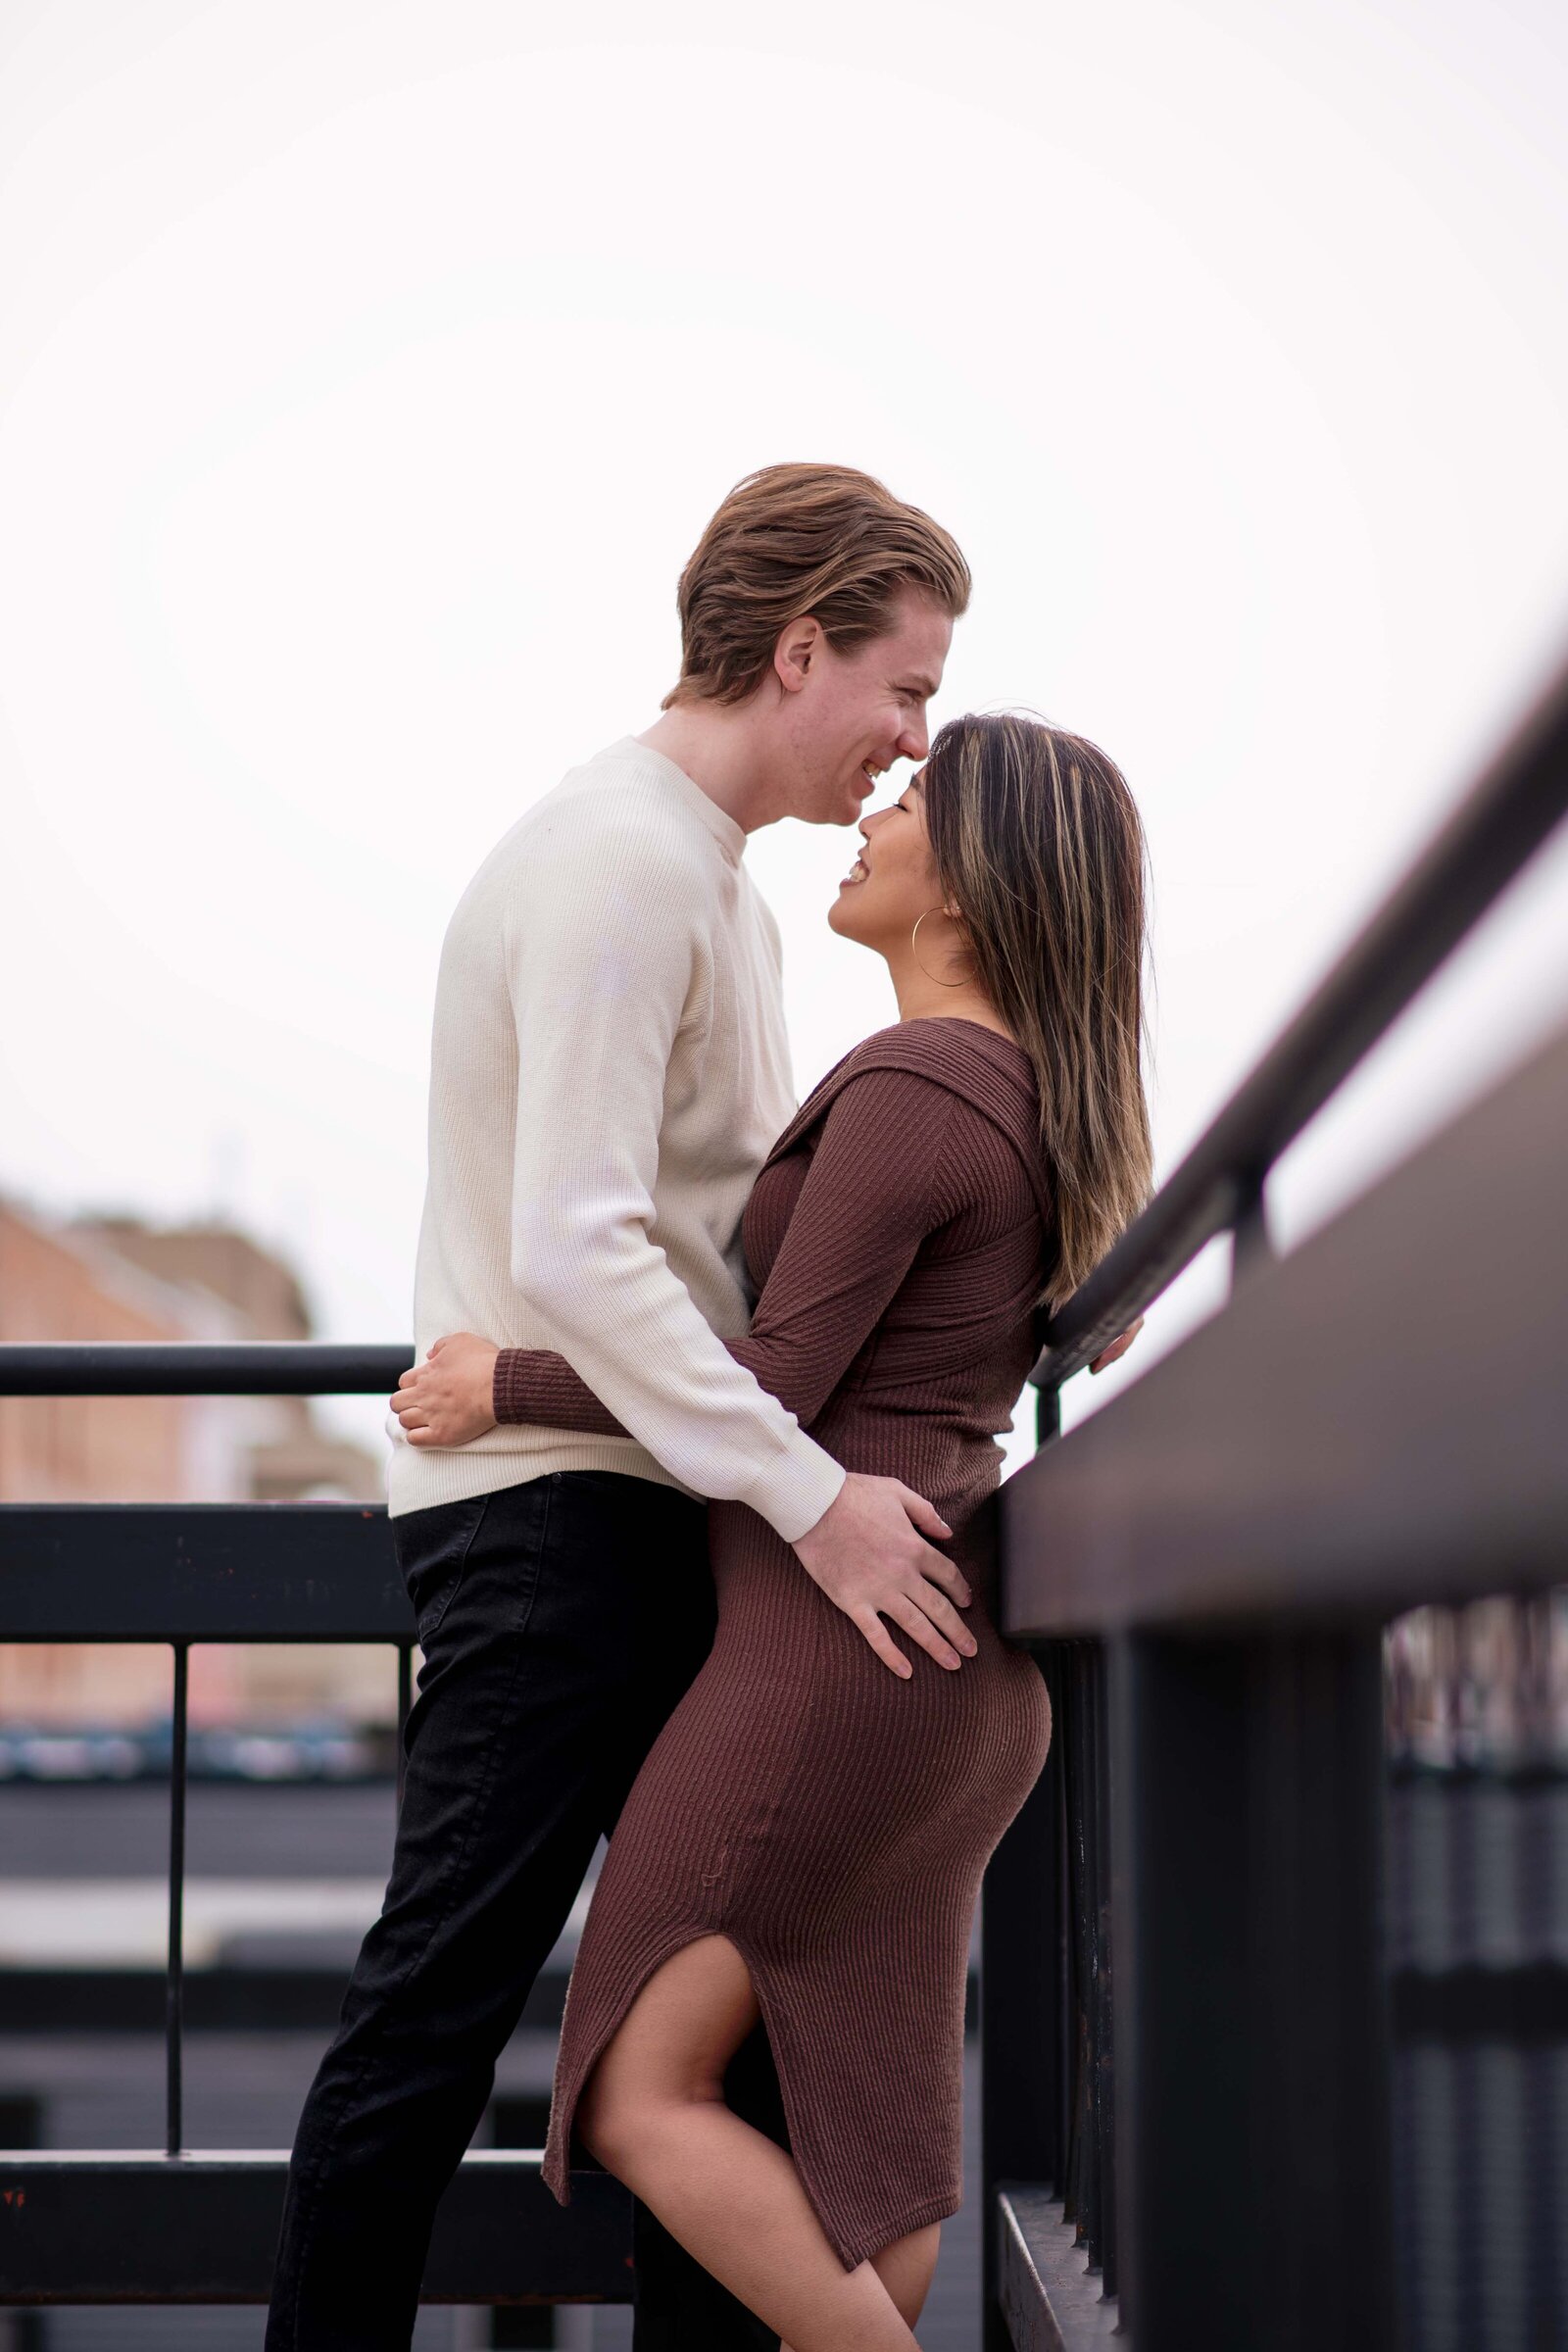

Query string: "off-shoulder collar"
[[764, 1018, 1053, 1227]]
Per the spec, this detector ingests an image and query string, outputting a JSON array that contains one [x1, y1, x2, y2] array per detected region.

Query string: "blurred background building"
[[0, 1198, 387, 1741]]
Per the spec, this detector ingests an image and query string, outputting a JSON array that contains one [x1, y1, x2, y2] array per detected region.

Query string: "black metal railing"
[[981, 647, 1568, 2350], [0, 1366, 634, 2314]]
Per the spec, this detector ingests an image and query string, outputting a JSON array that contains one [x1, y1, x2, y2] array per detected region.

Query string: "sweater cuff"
[[735, 1430, 848, 1544], [492, 1346, 614, 1436], [492, 1348, 523, 1424]]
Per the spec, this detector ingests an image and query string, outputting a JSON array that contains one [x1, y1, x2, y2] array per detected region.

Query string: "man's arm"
[[502, 802, 845, 1544], [392, 1055, 991, 1677]]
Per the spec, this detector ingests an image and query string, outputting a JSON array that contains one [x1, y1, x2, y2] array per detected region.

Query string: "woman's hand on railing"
[[1088, 1315, 1145, 1375], [390, 1333, 500, 1446]]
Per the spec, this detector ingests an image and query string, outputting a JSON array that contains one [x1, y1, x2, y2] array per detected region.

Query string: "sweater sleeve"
[[495, 1064, 959, 1446], [504, 797, 846, 1544]]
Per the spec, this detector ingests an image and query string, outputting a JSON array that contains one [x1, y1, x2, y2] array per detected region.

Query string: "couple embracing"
[[266, 464, 1152, 2352]]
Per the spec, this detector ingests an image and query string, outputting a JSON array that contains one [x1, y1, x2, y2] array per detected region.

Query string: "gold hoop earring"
[[910, 907, 971, 989]]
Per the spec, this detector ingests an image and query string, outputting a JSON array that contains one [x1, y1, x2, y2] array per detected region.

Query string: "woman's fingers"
[[1089, 1313, 1146, 1374], [390, 1381, 481, 1447], [389, 1389, 440, 1443]]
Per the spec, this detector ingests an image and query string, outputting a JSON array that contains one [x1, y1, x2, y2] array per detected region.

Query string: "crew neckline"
[[605, 735, 748, 865]]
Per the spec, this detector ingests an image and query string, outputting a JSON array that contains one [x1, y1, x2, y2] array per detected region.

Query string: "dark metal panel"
[[0, 1505, 408, 1641], [0, 1345, 414, 1396], [1032, 648, 1568, 1385], [0, 2153, 632, 2304], [995, 2188, 1119, 2349], [981, 1730, 1063, 2352], [1113, 1627, 1394, 2352], [1004, 1021, 1568, 1639]]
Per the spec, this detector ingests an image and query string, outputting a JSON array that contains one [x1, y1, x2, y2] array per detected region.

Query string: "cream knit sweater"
[[385, 737, 848, 1541]]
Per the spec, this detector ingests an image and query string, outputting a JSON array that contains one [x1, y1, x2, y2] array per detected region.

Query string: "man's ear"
[[773, 613, 822, 696]]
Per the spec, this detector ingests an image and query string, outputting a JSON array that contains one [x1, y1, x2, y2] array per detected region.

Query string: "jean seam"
[[420, 1489, 493, 1646], [275, 1477, 554, 2347]]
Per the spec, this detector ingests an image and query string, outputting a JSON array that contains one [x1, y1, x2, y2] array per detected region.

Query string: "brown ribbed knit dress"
[[495, 1018, 1055, 2269]]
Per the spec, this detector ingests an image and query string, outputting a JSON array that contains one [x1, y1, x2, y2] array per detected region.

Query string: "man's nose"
[[899, 713, 931, 761]]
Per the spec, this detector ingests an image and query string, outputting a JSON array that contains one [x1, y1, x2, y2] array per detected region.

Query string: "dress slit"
[[543, 1922, 882, 2270]]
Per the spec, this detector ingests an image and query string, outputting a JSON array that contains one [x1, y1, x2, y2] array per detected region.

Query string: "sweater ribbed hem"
[[489, 1347, 846, 1544], [384, 1434, 699, 1519]]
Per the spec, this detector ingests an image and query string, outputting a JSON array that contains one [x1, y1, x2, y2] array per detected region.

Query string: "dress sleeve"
[[493, 1065, 961, 1442]]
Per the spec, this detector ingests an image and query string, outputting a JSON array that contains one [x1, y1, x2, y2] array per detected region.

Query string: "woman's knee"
[[576, 2055, 722, 2174], [574, 2062, 632, 2171], [572, 1936, 760, 2168]]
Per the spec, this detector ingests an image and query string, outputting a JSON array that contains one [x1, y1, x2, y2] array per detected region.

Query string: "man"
[[265, 463, 976, 2352]]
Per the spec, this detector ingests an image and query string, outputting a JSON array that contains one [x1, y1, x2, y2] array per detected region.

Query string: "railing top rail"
[[1035, 649, 1568, 1387], [0, 1343, 414, 1396]]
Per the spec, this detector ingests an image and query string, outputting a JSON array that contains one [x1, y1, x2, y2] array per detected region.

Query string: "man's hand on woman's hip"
[[791, 1476, 978, 1679], [393, 1338, 980, 1684], [390, 1333, 500, 1446]]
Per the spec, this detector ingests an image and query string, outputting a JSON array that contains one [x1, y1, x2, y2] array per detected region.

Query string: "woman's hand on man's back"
[[390, 1333, 500, 1446]]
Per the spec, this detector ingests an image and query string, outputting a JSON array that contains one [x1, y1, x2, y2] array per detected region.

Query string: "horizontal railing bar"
[[1033, 647, 1568, 1387], [995, 2186, 1119, 2349], [0, 1343, 414, 1396], [1390, 1961, 1568, 2042], [0, 1962, 573, 2034], [1002, 1016, 1568, 1637], [0, 2152, 633, 2305], [0, 1503, 405, 1641]]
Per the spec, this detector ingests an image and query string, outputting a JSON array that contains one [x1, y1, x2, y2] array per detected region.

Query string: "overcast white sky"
[[3, 0, 1566, 1473]]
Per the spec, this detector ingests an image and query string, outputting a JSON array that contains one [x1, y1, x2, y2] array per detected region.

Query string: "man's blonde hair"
[[664, 463, 971, 709]]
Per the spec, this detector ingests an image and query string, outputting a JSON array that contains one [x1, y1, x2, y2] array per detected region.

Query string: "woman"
[[391, 711, 1152, 2351]]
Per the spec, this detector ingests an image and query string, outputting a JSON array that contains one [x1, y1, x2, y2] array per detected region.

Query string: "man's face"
[[775, 589, 954, 826]]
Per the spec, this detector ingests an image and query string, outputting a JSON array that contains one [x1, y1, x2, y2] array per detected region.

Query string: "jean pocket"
[[396, 1493, 491, 1649]]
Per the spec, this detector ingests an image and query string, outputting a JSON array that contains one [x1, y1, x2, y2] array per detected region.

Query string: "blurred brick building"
[[0, 1199, 392, 1731]]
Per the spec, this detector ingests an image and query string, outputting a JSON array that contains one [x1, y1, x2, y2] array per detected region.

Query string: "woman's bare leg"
[[577, 1934, 922, 2352], [872, 2223, 942, 2326], [780, 2223, 940, 2348]]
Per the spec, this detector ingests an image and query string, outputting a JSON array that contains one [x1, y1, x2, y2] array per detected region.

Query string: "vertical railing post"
[[981, 1379, 1066, 2351], [1089, 1640, 1116, 2298], [1230, 1169, 1274, 1285], [166, 1640, 189, 2160], [980, 1730, 1064, 2351], [1113, 1623, 1395, 2350]]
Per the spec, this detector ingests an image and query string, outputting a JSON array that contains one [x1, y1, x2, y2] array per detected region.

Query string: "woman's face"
[[827, 771, 951, 955]]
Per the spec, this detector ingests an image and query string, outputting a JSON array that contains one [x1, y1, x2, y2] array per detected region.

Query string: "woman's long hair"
[[921, 712, 1154, 1308]]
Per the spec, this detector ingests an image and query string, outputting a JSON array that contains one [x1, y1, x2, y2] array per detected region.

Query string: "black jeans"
[[265, 1470, 786, 2351]]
